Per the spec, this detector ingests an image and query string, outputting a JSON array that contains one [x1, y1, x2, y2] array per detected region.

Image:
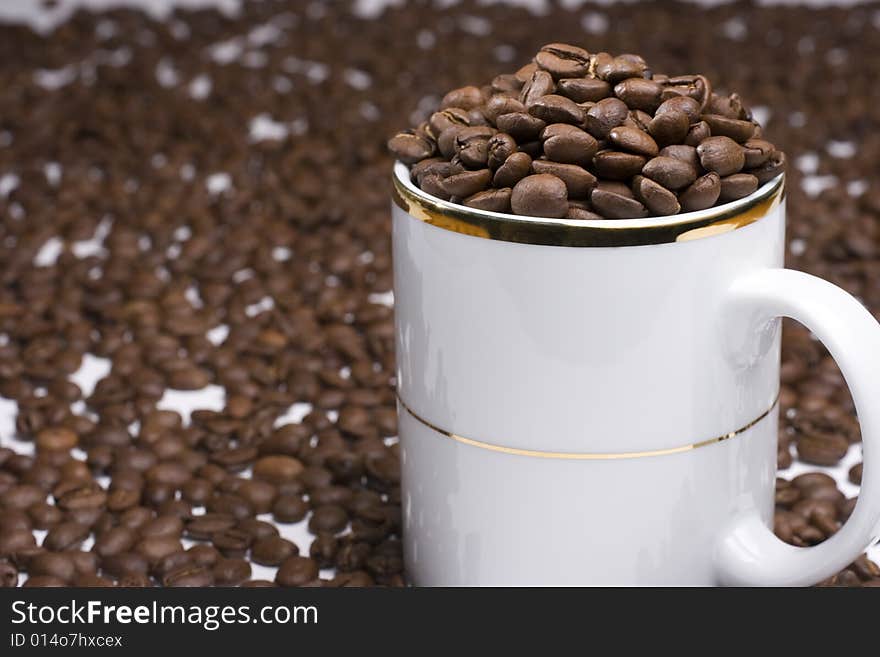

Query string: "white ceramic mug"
[[390, 161, 880, 586]]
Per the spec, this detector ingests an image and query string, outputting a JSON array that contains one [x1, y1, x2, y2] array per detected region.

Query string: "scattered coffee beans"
[[0, 1, 874, 588]]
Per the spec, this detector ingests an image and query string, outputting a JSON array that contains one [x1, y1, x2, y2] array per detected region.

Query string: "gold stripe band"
[[392, 162, 785, 247], [397, 394, 779, 460]]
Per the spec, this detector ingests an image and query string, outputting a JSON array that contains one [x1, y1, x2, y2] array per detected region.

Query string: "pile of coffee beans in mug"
[[389, 44, 786, 219], [0, 0, 877, 587]]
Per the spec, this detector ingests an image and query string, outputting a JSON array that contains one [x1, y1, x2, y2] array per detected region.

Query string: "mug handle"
[[715, 268, 880, 586]]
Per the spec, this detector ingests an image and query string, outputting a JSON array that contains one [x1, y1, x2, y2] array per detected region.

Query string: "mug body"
[[391, 163, 786, 585]]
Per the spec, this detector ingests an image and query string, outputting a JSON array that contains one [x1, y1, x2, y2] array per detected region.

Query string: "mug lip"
[[392, 160, 785, 247]]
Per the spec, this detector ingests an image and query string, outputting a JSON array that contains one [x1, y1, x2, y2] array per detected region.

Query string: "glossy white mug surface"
[[391, 161, 880, 586]]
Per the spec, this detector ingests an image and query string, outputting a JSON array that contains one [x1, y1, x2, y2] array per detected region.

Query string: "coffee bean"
[[608, 126, 659, 158], [101, 552, 149, 579], [308, 505, 349, 534], [253, 455, 304, 485], [136, 536, 183, 564], [440, 86, 484, 111], [796, 434, 849, 466], [595, 53, 647, 84], [213, 558, 251, 586], [23, 576, 67, 587], [272, 495, 309, 524], [184, 513, 236, 540], [163, 564, 214, 587], [566, 206, 604, 220], [2, 484, 45, 511], [590, 189, 648, 219], [655, 96, 702, 123], [28, 502, 62, 529], [441, 169, 492, 198], [541, 124, 598, 165], [742, 139, 775, 168], [36, 427, 78, 452], [701, 114, 756, 143], [464, 188, 512, 213], [648, 110, 690, 146], [0, 560, 18, 587], [535, 43, 591, 79], [495, 112, 546, 142], [510, 174, 568, 218], [531, 161, 596, 198], [586, 98, 630, 139], [94, 526, 137, 558], [528, 95, 585, 126], [719, 173, 759, 202], [492, 151, 532, 188], [592, 150, 647, 180], [276, 556, 320, 587], [519, 70, 555, 107], [642, 156, 698, 190], [750, 150, 786, 184], [482, 96, 525, 124], [43, 521, 89, 552], [557, 77, 611, 103], [659, 144, 701, 170], [849, 462, 863, 485], [679, 173, 722, 212], [29, 552, 75, 582], [614, 78, 663, 113], [252, 536, 298, 566], [632, 176, 681, 216], [683, 120, 711, 147]]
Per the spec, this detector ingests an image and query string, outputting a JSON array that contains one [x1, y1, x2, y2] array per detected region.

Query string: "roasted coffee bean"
[[535, 43, 591, 79], [440, 86, 484, 111], [188, 545, 221, 568], [519, 70, 555, 107], [614, 78, 663, 113], [683, 120, 711, 147], [486, 133, 517, 169], [184, 513, 237, 540], [656, 96, 702, 123], [252, 456, 303, 485], [492, 152, 532, 188], [541, 124, 598, 166], [750, 150, 786, 184], [0, 561, 18, 587], [252, 536, 298, 566], [153, 551, 193, 578], [454, 126, 495, 168], [531, 161, 596, 198], [566, 206, 604, 220], [849, 462, 863, 485], [608, 126, 659, 158], [648, 110, 690, 146], [441, 169, 492, 198], [679, 172, 722, 212], [308, 505, 349, 534], [482, 97, 525, 124], [659, 144, 701, 170], [701, 114, 755, 143], [213, 558, 251, 586], [276, 556, 320, 587], [163, 564, 214, 587], [719, 173, 759, 202], [36, 427, 78, 452], [136, 536, 183, 564], [557, 77, 611, 103], [590, 189, 648, 219], [742, 139, 775, 168], [29, 552, 75, 582], [495, 112, 546, 142], [632, 176, 681, 216], [796, 434, 849, 466], [43, 522, 89, 552], [510, 174, 568, 218], [101, 552, 149, 579], [642, 156, 698, 190], [586, 98, 630, 139], [28, 502, 62, 529], [592, 150, 647, 180], [2, 485, 45, 511], [595, 53, 647, 84], [464, 188, 512, 213], [94, 526, 137, 558], [272, 495, 309, 524], [528, 95, 585, 126]]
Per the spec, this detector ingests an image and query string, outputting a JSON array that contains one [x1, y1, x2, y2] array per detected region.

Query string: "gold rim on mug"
[[397, 393, 779, 460], [392, 161, 785, 247]]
